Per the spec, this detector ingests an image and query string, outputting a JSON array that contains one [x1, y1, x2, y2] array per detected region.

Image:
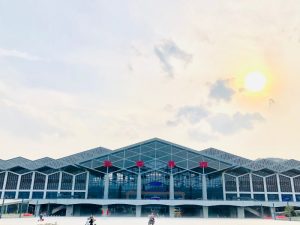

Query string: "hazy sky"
[[0, 0, 300, 160]]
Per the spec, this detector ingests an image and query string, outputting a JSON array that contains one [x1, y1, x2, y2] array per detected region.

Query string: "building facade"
[[1, 138, 300, 218]]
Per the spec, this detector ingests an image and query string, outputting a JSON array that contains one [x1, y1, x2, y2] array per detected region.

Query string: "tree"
[[284, 205, 296, 217]]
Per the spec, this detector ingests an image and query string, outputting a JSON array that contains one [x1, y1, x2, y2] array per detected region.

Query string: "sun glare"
[[244, 72, 267, 92]]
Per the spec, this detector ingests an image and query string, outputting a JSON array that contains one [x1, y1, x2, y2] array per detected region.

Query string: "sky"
[[0, 0, 300, 161]]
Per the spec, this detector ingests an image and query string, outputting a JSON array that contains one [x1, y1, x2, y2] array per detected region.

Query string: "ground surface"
[[0, 217, 298, 225]]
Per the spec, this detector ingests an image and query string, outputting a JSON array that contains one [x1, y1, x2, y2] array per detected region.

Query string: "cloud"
[[209, 79, 235, 102], [167, 105, 209, 126], [188, 128, 218, 142], [207, 112, 264, 135], [154, 40, 192, 77], [0, 48, 41, 61]]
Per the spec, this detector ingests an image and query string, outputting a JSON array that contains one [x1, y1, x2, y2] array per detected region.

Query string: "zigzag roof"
[[0, 138, 299, 175]]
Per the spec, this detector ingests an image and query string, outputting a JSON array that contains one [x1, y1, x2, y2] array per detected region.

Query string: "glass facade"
[[294, 176, 300, 192], [0, 172, 5, 189], [87, 172, 104, 199], [174, 171, 202, 200], [207, 172, 223, 200], [47, 172, 60, 190], [32, 192, 44, 199], [18, 191, 30, 199], [238, 174, 251, 192], [224, 174, 236, 192], [268, 194, 279, 201], [19, 173, 33, 190], [74, 173, 87, 190], [266, 175, 278, 192], [33, 173, 46, 190], [60, 173, 73, 190], [252, 175, 264, 192], [5, 172, 19, 190], [279, 175, 292, 192], [142, 171, 169, 200], [108, 171, 137, 199]]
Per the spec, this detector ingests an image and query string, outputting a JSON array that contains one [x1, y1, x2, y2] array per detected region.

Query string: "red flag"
[[199, 161, 208, 168], [136, 160, 144, 168], [103, 160, 112, 168], [168, 160, 176, 168]]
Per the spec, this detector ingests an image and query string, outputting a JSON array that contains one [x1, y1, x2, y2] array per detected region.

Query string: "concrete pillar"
[[85, 172, 89, 199], [136, 205, 141, 217], [203, 206, 208, 218], [237, 207, 245, 218], [276, 174, 282, 201], [169, 174, 174, 200], [35, 204, 41, 217], [137, 173, 142, 200], [270, 207, 276, 219], [249, 173, 254, 199], [104, 174, 109, 199], [66, 205, 73, 216], [169, 206, 175, 217], [102, 205, 108, 217], [29, 172, 36, 199], [202, 174, 207, 200]]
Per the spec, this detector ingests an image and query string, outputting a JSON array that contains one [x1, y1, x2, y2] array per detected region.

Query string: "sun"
[[244, 72, 267, 92]]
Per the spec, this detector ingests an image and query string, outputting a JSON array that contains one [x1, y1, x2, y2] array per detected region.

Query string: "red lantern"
[[103, 160, 112, 168], [199, 161, 208, 168], [168, 160, 176, 169], [136, 160, 144, 168]]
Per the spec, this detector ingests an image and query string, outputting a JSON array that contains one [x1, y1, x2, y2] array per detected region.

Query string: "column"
[[276, 174, 282, 201], [263, 177, 268, 202], [102, 205, 108, 217], [270, 206, 276, 219], [202, 174, 207, 200], [237, 207, 245, 218], [16, 174, 21, 199], [236, 176, 240, 198], [169, 206, 175, 217], [249, 173, 254, 199], [104, 174, 109, 199], [1, 172, 8, 199], [43, 174, 49, 199], [66, 205, 73, 216], [35, 204, 41, 217], [57, 172, 62, 198], [291, 177, 296, 202], [169, 174, 174, 200], [203, 206, 208, 218], [136, 205, 141, 217], [71, 175, 75, 197], [29, 172, 36, 199], [137, 173, 142, 200], [222, 173, 226, 200], [85, 172, 89, 199]]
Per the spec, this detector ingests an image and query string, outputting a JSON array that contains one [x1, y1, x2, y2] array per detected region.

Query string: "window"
[[268, 194, 279, 201], [33, 173, 46, 190], [279, 175, 292, 192], [225, 174, 237, 192], [4, 191, 16, 199], [252, 175, 264, 192], [19, 173, 33, 190], [226, 193, 237, 200], [5, 173, 19, 190], [74, 173, 87, 190], [32, 192, 44, 199], [266, 175, 278, 192], [60, 173, 73, 190], [46, 192, 58, 199], [238, 174, 251, 192], [47, 173, 60, 190], [18, 192, 30, 199], [74, 192, 85, 199], [254, 194, 265, 201], [282, 194, 293, 202], [0, 173, 5, 189], [293, 176, 300, 192]]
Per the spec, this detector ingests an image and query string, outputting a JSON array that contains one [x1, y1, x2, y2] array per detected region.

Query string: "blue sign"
[[282, 195, 292, 202], [149, 181, 162, 186]]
